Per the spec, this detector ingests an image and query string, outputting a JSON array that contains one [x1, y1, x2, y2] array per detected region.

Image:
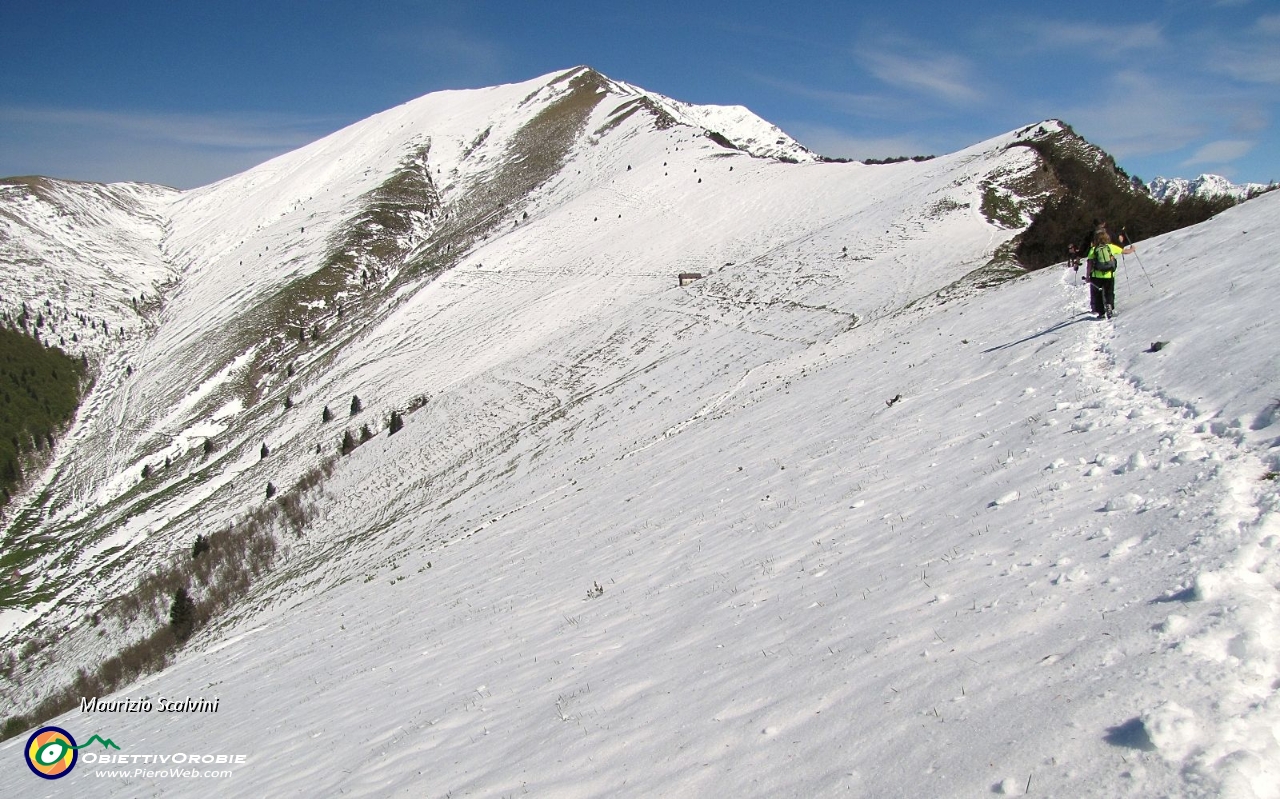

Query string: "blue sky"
[[1, 0, 1276, 189]]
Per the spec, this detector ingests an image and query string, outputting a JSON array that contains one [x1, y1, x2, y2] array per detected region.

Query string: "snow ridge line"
[[1062, 269, 1280, 796]]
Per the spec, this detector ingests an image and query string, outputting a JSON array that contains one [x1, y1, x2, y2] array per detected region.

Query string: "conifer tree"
[[170, 588, 195, 642], [191, 534, 210, 560]]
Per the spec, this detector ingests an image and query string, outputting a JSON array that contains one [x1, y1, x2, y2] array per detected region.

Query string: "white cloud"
[[1208, 16, 1280, 84], [1055, 70, 1208, 159], [784, 123, 935, 161], [749, 74, 911, 121], [0, 105, 340, 188], [1013, 19, 1165, 54], [856, 46, 983, 105], [0, 106, 334, 151], [1212, 54, 1280, 85], [1046, 65, 1263, 178], [1181, 139, 1256, 166]]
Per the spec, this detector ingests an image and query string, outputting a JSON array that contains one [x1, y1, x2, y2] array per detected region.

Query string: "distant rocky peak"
[[1147, 174, 1273, 202]]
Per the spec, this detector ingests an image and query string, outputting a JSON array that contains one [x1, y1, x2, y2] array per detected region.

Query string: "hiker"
[[1084, 222, 1134, 319], [1066, 243, 1081, 272]]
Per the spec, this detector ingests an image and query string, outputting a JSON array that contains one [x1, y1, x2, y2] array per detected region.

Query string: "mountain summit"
[[1, 68, 1277, 798], [1147, 173, 1273, 202]]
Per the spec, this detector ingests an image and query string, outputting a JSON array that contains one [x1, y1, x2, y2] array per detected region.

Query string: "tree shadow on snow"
[[982, 313, 1096, 354], [1104, 718, 1156, 751]]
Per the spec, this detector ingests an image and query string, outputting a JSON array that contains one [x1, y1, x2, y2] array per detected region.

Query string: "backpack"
[[1092, 231, 1114, 264]]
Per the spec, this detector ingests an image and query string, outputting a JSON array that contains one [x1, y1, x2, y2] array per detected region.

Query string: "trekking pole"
[[1121, 228, 1155, 288], [1111, 236, 1130, 291]]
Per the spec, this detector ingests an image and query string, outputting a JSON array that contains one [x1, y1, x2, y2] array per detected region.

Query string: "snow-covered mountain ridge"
[[0, 65, 1053, 578], [0, 68, 1277, 797], [1147, 173, 1275, 202]]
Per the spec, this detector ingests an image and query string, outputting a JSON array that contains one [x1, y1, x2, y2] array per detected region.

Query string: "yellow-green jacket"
[[1086, 242, 1124, 279]]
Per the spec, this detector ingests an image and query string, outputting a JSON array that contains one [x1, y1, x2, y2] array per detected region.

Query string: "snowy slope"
[[0, 177, 178, 358], [5, 189, 1275, 799], [616, 81, 817, 162], [1, 68, 1277, 798], [0, 66, 1043, 623]]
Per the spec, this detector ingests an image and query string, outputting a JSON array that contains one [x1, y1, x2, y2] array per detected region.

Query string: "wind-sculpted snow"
[[1, 69, 1277, 797]]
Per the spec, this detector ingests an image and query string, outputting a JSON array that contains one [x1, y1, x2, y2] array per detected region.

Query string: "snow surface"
[[1, 68, 1278, 797]]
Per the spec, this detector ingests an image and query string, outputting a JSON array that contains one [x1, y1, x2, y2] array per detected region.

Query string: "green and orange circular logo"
[[25, 726, 78, 779]]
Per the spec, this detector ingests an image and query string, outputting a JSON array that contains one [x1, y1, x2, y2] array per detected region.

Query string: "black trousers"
[[1089, 275, 1115, 315]]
